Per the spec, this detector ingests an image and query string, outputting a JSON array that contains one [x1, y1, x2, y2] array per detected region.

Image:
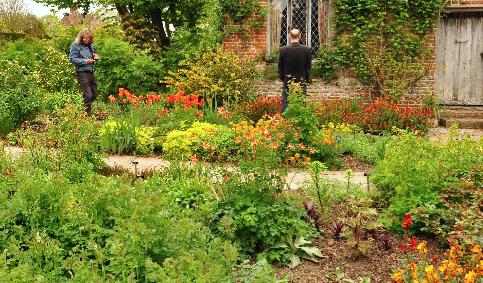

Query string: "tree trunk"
[[151, 8, 170, 49]]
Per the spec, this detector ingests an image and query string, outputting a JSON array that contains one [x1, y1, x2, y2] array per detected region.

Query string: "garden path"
[[2, 146, 369, 190], [3, 127, 480, 191]]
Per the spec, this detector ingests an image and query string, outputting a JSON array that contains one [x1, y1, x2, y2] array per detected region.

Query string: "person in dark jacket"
[[69, 28, 99, 115], [278, 29, 312, 112]]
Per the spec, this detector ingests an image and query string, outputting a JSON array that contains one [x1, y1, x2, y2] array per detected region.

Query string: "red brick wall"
[[226, 0, 483, 107], [222, 0, 268, 58]]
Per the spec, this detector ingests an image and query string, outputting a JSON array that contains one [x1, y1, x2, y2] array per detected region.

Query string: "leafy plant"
[[371, 132, 482, 240], [0, 60, 42, 135], [341, 196, 381, 258], [330, 220, 346, 240], [164, 48, 257, 110], [307, 161, 332, 220], [283, 83, 319, 146], [326, 267, 372, 283], [272, 232, 324, 269], [94, 36, 163, 95]]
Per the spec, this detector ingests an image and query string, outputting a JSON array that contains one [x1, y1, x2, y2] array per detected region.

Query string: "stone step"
[[439, 110, 483, 119], [438, 118, 483, 129]]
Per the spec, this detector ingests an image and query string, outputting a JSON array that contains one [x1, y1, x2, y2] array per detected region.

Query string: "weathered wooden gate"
[[435, 13, 483, 105]]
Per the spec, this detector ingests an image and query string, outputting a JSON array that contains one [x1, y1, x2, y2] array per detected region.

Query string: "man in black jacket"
[[278, 29, 312, 112]]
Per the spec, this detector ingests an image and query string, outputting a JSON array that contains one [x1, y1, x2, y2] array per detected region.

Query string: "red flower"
[[410, 236, 418, 249], [167, 95, 175, 103], [402, 213, 413, 232]]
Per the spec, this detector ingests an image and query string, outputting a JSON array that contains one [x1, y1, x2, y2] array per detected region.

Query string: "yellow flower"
[[417, 241, 428, 255], [392, 268, 406, 283], [294, 153, 301, 159], [424, 265, 439, 282], [471, 245, 481, 255], [464, 270, 477, 283]]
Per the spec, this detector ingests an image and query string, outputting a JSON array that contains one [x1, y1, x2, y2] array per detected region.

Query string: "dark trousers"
[[76, 71, 97, 114], [281, 82, 307, 113]]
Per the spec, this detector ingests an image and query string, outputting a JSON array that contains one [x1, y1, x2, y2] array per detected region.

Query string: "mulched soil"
[[340, 155, 374, 172], [275, 209, 446, 282]]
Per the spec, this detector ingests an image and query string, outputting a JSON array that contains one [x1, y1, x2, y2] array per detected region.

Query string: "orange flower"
[[108, 95, 117, 103]]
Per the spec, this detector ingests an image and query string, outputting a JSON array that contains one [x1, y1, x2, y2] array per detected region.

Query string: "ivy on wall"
[[219, 0, 267, 42], [315, 0, 446, 100]]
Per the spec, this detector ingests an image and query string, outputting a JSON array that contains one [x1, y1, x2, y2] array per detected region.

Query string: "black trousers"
[[76, 71, 97, 114]]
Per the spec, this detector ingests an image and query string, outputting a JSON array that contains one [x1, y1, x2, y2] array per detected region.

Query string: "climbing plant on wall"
[[219, 0, 266, 41], [315, 0, 446, 100]]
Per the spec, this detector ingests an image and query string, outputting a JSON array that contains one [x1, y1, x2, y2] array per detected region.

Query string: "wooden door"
[[435, 14, 483, 105]]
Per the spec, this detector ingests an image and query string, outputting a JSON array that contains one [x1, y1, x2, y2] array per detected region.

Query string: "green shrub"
[[210, 187, 317, 265], [338, 131, 390, 164], [164, 48, 258, 110], [100, 119, 137, 155], [0, 60, 42, 135], [95, 36, 163, 96], [0, 155, 249, 281], [283, 83, 318, 146], [0, 40, 77, 92], [163, 122, 234, 160], [371, 132, 483, 239], [40, 90, 83, 113]]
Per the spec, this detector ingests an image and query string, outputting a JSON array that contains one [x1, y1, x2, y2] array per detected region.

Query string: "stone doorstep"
[[439, 110, 483, 119], [438, 118, 483, 129]]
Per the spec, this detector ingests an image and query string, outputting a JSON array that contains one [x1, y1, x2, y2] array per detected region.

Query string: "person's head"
[[289, 29, 301, 42], [75, 28, 94, 45]]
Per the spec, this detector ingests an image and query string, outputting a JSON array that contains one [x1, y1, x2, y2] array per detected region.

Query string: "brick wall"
[[224, 0, 483, 107], [222, 0, 268, 58], [255, 78, 424, 108]]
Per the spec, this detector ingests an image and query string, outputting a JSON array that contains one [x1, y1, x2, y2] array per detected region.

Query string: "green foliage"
[[0, 40, 77, 92], [220, 0, 266, 42], [307, 161, 332, 220], [317, 0, 445, 99], [164, 48, 257, 110], [100, 119, 137, 155], [283, 83, 318, 145], [371, 132, 482, 239], [163, 122, 234, 160], [412, 166, 482, 245], [340, 196, 380, 258], [95, 36, 163, 96], [338, 132, 390, 164], [0, 60, 42, 135], [134, 125, 158, 155], [326, 267, 372, 283], [211, 191, 317, 264], [40, 90, 84, 113], [272, 233, 323, 269], [0, 6, 46, 40], [0, 158, 242, 281]]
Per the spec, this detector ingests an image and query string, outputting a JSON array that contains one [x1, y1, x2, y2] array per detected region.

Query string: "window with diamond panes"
[[278, 0, 320, 53]]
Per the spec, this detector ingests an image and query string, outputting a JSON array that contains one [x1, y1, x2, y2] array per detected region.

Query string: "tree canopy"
[[33, 0, 207, 49]]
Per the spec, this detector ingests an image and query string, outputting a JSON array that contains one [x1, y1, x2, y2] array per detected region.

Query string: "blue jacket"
[[69, 43, 96, 72]]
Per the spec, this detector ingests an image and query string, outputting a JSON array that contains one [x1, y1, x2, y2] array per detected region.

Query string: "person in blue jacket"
[[69, 28, 99, 115]]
